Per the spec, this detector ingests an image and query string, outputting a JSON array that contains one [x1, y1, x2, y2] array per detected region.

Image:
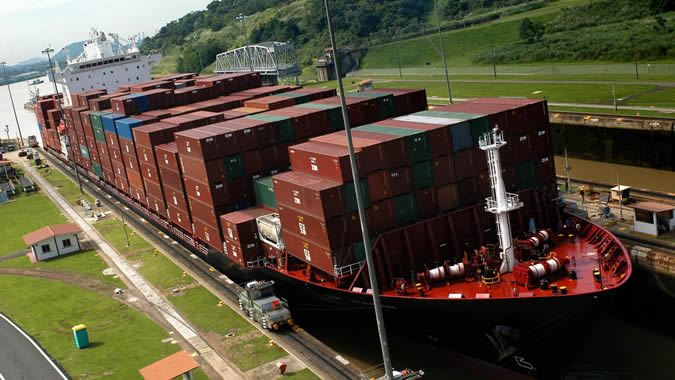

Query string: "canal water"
[[0, 75, 63, 146]]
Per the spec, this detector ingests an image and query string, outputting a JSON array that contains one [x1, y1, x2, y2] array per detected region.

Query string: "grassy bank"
[[0, 190, 68, 256], [35, 164, 94, 206], [0, 275, 181, 379]]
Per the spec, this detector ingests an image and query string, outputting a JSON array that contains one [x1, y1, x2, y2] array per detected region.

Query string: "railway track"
[[42, 148, 363, 380]]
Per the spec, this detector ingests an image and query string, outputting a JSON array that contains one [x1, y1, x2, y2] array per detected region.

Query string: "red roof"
[[139, 350, 199, 380], [22, 223, 82, 246], [628, 202, 675, 213]]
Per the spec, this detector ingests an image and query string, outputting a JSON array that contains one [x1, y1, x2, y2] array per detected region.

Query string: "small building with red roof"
[[22, 223, 82, 262]]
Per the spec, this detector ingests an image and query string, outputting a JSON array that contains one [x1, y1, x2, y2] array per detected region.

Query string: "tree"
[[520, 17, 544, 43]]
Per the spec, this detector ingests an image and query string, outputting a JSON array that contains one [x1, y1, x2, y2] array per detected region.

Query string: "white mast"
[[479, 127, 523, 273]]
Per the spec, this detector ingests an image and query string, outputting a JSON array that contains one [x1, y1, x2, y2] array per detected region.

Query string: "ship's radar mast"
[[479, 127, 523, 273]]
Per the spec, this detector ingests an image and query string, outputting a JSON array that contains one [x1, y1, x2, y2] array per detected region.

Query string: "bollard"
[[276, 361, 287, 375]]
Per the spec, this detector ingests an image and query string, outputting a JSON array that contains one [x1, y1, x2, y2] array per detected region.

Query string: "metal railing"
[[485, 193, 522, 213], [334, 260, 365, 277]]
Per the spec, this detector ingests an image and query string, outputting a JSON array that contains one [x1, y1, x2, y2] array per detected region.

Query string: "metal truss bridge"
[[215, 41, 300, 84]]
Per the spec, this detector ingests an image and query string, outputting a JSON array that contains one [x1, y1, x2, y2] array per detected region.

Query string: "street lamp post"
[[42, 47, 83, 194], [324, 1, 394, 378], [1, 61, 25, 147], [193, 35, 203, 73], [433, 0, 453, 104], [236, 13, 255, 73]]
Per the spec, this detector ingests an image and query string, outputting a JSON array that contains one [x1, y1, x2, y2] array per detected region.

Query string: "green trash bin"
[[72, 324, 90, 349]]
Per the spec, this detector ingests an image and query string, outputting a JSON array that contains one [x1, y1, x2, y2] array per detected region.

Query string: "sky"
[[0, 0, 213, 65]]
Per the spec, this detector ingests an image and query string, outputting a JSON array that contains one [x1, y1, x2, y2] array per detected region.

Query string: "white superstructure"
[[48, 28, 162, 105]]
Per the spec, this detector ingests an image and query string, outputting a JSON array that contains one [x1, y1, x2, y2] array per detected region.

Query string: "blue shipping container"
[[450, 122, 473, 152], [115, 118, 144, 141], [128, 93, 151, 113], [101, 113, 126, 133], [38, 122, 43, 131]]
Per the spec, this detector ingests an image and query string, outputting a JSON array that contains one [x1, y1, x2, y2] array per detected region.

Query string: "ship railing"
[[334, 260, 365, 278], [246, 257, 270, 268], [198, 243, 208, 255], [485, 193, 522, 212]]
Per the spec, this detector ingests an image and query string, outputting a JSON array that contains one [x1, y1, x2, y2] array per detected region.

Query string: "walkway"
[[17, 160, 242, 379], [0, 249, 30, 262]]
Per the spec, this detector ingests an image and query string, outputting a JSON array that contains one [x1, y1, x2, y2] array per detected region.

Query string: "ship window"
[[116, 80, 118, 83], [136, 76, 139, 80], [110, 70, 113, 74], [142, 64, 145, 68], [98, 62, 102, 66], [125, 68, 128, 71], [137, 65, 139, 69], [114, 59, 119, 62], [79, 65, 84, 69], [86, 64, 91, 68], [635, 209, 654, 224], [88, 75, 91, 78], [133, 55, 137, 59], [103, 72, 105, 75], [76, 77, 79, 81]]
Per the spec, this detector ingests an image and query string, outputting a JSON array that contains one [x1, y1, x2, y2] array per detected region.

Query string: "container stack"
[[154, 142, 193, 233], [174, 89, 428, 254], [219, 207, 273, 267]]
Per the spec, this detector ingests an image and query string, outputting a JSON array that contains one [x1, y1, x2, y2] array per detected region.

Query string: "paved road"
[[0, 314, 67, 380]]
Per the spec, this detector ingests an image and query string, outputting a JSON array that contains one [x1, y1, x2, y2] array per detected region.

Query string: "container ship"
[[36, 73, 632, 354]]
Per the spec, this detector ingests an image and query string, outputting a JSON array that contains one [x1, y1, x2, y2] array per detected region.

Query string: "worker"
[[579, 185, 586, 208]]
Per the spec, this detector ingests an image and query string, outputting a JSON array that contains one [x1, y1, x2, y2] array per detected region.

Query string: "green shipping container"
[[353, 238, 375, 262], [346, 92, 396, 119], [517, 160, 539, 190], [90, 111, 108, 129], [253, 176, 277, 210], [429, 111, 490, 145], [224, 154, 245, 179], [361, 123, 432, 163], [92, 126, 106, 143], [246, 114, 295, 143], [295, 103, 344, 131], [92, 162, 104, 179], [79, 144, 90, 160], [393, 193, 418, 226], [344, 179, 370, 212], [412, 161, 434, 188], [274, 92, 311, 104]]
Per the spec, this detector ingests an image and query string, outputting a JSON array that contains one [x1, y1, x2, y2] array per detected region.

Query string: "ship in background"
[[48, 28, 162, 105]]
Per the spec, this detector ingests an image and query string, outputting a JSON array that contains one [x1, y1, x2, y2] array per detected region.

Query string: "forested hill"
[[139, 0, 547, 74], [140, 0, 674, 75]]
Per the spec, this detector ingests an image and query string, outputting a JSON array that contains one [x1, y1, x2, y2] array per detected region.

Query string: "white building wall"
[[634, 219, 658, 236], [33, 238, 59, 261], [57, 233, 80, 255]]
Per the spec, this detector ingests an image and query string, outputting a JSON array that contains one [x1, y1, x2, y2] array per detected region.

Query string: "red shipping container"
[[243, 150, 264, 174], [174, 127, 227, 161], [159, 166, 183, 191], [415, 187, 437, 219], [467, 98, 548, 132], [111, 96, 137, 116], [147, 193, 168, 218], [535, 155, 556, 183], [164, 184, 190, 212], [224, 239, 262, 267], [188, 196, 230, 229], [268, 107, 330, 138], [126, 168, 145, 190], [510, 132, 534, 162], [143, 177, 164, 200], [283, 229, 356, 276], [455, 147, 487, 180], [133, 122, 177, 148], [155, 142, 180, 171], [168, 204, 193, 233], [142, 110, 173, 120], [436, 183, 460, 212], [432, 154, 457, 186], [502, 164, 519, 193], [244, 96, 296, 110], [180, 156, 226, 185], [183, 176, 232, 207], [139, 160, 159, 182], [278, 205, 361, 249], [459, 177, 479, 207], [288, 142, 360, 184], [122, 151, 140, 172], [220, 208, 272, 246], [477, 171, 492, 199], [192, 216, 223, 253], [311, 132, 387, 174], [215, 122, 259, 152], [130, 184, 147, 205], [103, 167, 115, 184], [273, 172, 347, 220], [531, 127, 552, 158]]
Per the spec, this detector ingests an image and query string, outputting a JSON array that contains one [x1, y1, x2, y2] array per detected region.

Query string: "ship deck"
[[280, 217, 631, 301]]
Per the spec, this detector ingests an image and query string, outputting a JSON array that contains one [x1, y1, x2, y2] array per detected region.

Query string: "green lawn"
[[36, 164, 94, 206], [226, 334, 287, 371], [0, 249, 124, 288], [307, 79, 659, 106], [0, 190, 67, 256], [0, 275, 180, 379], [625, 87, 675, 108], [342, 72, 675, 83]]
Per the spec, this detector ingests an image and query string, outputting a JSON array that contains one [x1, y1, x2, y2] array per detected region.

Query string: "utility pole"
[[121, 214, 130, 246], [324, 0, 393, 379], [632, 28, 639, 80], [490, 40, 497, 79], [616, 169, 624, 221], [43, 47, 83, 194], [433, 0, 453, 104], [1, 61, 24, 147], [612, 82, 617, 111], [395, 44, 402, 79], [193, 35, 203, 73], [236, 13, 255, 73], [564, 147, 571, 193]]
